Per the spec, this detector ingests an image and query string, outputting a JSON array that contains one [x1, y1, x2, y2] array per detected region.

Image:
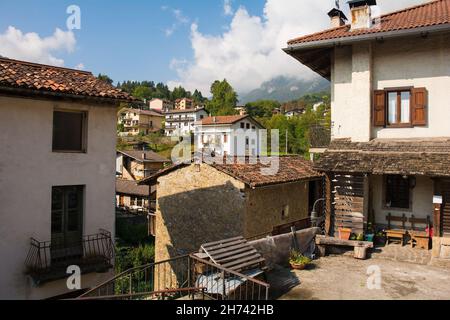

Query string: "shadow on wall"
[[157, 181, 246, 260]]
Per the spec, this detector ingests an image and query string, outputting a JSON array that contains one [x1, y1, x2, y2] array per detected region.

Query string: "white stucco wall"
[[331, 33, 450, 141], [371, 175, 434, 228], [0, 95, 117, 299]]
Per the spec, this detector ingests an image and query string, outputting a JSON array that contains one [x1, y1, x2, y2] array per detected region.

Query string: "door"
[[441, 180, 450, 236], [51, 186, 84, 262]]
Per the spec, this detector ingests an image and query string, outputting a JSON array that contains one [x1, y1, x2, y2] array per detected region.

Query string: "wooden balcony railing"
[[25, 229, 114, 285]]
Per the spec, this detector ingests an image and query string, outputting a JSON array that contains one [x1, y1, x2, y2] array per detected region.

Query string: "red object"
[[426, 226, 433, 238]]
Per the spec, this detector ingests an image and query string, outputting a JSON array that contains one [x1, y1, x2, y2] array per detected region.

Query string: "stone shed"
[[139, 156, 322, 263]]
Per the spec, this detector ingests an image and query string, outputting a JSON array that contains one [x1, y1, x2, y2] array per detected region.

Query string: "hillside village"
[[1, 0, 450, 301]]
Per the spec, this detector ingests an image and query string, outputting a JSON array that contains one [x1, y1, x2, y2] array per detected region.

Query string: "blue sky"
[[0, 0, 264, 87], [0, 0, 424, 95]]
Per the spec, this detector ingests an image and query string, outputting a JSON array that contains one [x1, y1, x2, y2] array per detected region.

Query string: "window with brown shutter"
[[411, 87, 428, 126], [373, 87, 428, 128]]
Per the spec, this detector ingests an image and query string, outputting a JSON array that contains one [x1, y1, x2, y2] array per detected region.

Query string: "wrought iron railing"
[[77, 254, 269, 300], [25, 229, 114, 285]]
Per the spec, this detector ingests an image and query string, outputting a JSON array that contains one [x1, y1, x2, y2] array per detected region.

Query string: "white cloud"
[[224, 0, 233, 16], [163, 8, 190, 37], [74, 63, 85, 70], [168, 0, 426, 95], [0, 26, 76, 66]]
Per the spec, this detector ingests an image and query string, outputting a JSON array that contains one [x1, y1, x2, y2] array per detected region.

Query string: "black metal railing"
[[25, 230, 114, 285], [77, 254, 269, 301]]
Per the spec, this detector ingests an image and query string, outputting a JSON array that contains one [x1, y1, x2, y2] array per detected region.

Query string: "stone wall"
[[244, 181, 310, 238], [155, 164, 246, 263]]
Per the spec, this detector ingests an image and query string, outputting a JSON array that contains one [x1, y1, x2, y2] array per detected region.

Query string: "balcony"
[[25, 230, 114, 285]]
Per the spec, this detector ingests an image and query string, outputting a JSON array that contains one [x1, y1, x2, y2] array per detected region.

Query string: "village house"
[[164, 107, 208, 136], [284, 108, 305, 118], [234, 106, 247, 116], [149, 98, 174, 113], [0, 57, 133, 299], [116, 150, 169, 212], [118, 108, 164, 136], [138, 157, 322, 265], [284, 0, 450, 259], [196, 115, 265, 157], [174, 97, 194, 110]]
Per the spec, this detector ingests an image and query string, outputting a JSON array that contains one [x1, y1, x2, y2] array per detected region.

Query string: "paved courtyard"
[[268, 255, 450, 300]]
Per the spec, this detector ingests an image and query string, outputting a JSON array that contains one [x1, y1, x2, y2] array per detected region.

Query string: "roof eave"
[[285, 23, 450, 52]]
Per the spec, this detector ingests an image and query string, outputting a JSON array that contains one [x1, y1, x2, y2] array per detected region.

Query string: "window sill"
[[52, 150, 87, 154]]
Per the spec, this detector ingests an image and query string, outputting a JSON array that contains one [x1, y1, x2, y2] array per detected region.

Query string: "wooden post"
[[434, 203, 442, 238], [325, 173, 333, 236]]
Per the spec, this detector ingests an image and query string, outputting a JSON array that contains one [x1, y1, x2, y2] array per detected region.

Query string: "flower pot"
[[365, 234, 374, 242], [290, 262, 307, 270], [338, 228, 352, 240]]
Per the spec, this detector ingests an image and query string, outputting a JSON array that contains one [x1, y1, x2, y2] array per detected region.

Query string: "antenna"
[[335, 0, 340, 9]]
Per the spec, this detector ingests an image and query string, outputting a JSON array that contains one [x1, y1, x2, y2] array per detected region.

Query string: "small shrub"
[[289, 250, 312, 265]]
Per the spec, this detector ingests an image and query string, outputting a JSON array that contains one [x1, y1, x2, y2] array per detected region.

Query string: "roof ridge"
[[0, 57, 93, 75]]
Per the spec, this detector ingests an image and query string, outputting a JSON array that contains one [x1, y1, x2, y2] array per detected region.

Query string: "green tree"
[[207, 79, 238, 116], [245, 100, 280, 118], [98, 73, 114, 85], [132, 85, 153, 100]]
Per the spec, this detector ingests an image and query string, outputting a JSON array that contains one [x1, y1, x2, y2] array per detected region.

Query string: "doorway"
[[51, 186, 84, 261]]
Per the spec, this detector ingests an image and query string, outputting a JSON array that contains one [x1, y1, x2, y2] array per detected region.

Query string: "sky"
[[0, 0, 427, 95]]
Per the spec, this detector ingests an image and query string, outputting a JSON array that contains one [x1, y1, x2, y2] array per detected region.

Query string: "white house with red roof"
[[195, 115, 265, 158]]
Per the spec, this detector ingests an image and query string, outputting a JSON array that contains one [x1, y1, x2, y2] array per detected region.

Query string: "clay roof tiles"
[[0, 57, 133, 102], [288, 0, 450, 46]]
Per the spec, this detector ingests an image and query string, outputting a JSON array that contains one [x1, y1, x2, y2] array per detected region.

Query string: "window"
[[240, 122, 245, 129], [387, 91, 410, 125], [373, 87, 428, 127], [224, 134, 228, 143], [282, 205, 289, 220], [246, 123, 250, 129], [52, 110, 86, 152], [385, 175, 411, 209]]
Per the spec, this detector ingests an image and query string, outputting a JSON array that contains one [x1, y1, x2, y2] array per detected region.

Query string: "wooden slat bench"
[[316, 235, 373, 260], [386, 213, 408, 246], [409, 215, 431, 250], [199, 236, 267, 273]]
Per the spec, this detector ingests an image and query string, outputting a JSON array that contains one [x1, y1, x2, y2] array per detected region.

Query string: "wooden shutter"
[[373, 90, 386, 127], [411, 87, 428, 126]]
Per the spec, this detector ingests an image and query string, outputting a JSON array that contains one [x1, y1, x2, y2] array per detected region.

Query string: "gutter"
[[283, 24, 450, 52]]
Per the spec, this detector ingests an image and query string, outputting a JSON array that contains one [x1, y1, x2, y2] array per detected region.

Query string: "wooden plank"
[[212, 246, 257, 260], [216, 249, 258, 264], [222, 254, 262, 269], [229, 258, 266, 272], [201, 236, 244, 249], [201, 239, 247, 252], [315, 235, 373, 248], [206, 243, 253, 257]]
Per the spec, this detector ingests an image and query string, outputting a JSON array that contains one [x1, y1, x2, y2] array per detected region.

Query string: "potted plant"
[[339, 227, 352, 240], [289, 250, 312, 270], [365, 223, 375, 242]]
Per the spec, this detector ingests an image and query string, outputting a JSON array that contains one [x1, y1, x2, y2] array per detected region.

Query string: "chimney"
[[328, 6, 347, 28], [348, 0, 377, 30], [213, 116, 217, 123]]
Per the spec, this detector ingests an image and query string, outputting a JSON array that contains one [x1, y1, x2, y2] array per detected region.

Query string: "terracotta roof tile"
[[0, 57, 133, 101], [116, 179, 150, 197], [288, 0, 450, 46], [201, 115, 249, 126]]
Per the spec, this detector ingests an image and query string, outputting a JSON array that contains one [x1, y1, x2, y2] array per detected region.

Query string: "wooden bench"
[[386, 213, 408, 246], [409, 215, 431, 250], [316, 235, 373, 260]]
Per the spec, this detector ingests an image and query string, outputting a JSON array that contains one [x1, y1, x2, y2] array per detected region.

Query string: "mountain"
[[239, 76, 330, 104]]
